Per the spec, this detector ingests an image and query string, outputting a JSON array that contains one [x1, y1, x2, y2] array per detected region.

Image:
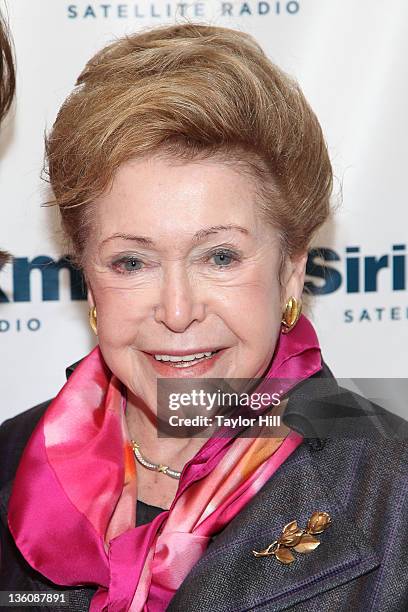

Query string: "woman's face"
[[85, 157, 306, 411]]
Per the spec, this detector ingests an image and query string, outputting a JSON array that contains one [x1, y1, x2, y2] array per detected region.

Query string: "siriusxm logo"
[[305, 245, 407, 294], [0, 246, 406, 303], [67, 1, 300, 20], [0, 256, 86, 303]]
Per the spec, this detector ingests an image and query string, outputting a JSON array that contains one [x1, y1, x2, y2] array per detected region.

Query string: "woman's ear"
[[87, 285, 95, 309], [282, 252, 308, 303]]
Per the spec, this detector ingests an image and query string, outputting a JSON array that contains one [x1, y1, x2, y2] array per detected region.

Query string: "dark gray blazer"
[[1, 358, 407, 612]]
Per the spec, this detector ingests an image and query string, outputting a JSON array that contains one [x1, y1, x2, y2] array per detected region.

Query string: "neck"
[[125, 391, 208, 471]]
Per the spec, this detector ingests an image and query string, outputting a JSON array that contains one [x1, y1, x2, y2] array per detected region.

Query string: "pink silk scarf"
[[8, 314, 322, 612]]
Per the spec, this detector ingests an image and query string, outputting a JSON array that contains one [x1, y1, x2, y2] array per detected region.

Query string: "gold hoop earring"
[[89, 306, 98, 335], [281, 297, 302, 334]]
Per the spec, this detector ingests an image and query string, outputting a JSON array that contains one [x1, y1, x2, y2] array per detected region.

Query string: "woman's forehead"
[[93, 157, 268, 238]]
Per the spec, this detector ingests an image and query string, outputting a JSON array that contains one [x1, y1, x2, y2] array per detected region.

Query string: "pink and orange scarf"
[[8, 314, 322, 611]]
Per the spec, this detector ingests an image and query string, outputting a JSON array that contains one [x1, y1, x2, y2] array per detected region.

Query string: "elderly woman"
[[1, 23, 407, 612]]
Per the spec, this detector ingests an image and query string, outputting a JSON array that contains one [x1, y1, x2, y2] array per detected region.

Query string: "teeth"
[[154, 351, 214, 362]]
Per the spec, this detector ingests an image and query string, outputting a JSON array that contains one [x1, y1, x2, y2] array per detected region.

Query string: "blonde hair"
[[45, 23, 333, 275]]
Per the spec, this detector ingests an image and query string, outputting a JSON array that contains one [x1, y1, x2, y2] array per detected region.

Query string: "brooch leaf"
[[252, 511, 331, 564]]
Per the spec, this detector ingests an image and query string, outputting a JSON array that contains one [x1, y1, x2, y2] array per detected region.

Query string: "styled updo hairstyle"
[[45, 23, 333, 282]]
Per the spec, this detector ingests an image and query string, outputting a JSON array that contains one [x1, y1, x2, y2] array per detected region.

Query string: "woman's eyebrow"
[[100, 224, 250, 247]]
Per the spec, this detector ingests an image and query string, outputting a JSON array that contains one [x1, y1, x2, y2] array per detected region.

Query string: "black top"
[[136, 499, 166, 526]]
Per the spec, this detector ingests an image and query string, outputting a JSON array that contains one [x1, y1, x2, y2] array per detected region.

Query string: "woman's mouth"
[[142, 348, 226, 376], [155, 350, 219, 367]]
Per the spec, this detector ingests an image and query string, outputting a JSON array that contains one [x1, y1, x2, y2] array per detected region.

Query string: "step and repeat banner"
[[0, 0, 407, 420]]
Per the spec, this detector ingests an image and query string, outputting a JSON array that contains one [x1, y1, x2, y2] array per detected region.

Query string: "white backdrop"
[[0, 0, 407, 421]]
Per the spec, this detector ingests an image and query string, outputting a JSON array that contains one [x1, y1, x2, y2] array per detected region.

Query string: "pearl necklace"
[[130, 439, 181, 480]]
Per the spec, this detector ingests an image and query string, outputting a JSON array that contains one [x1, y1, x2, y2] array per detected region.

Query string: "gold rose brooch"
[[252, 511, 331, 564]]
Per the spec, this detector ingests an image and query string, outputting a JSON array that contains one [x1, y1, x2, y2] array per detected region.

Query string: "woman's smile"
[[141, 347, 228, 377]]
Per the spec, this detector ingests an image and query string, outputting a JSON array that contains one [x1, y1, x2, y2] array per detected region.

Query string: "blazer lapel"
[[167, 438, 380, 611]]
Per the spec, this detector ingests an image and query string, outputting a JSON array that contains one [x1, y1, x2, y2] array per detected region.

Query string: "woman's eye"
[[113, 257, 143, 273], [111, 249, 240, 273], [210, 250, 238, 267]]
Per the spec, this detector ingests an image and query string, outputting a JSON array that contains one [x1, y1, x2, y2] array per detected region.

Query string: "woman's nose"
[[153, 266, 206, 332]]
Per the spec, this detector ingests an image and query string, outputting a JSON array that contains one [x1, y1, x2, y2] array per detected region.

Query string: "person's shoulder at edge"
[[0, 399, 52, 488], [286, 359, 408, 443], [0, 360, 81, 487]]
